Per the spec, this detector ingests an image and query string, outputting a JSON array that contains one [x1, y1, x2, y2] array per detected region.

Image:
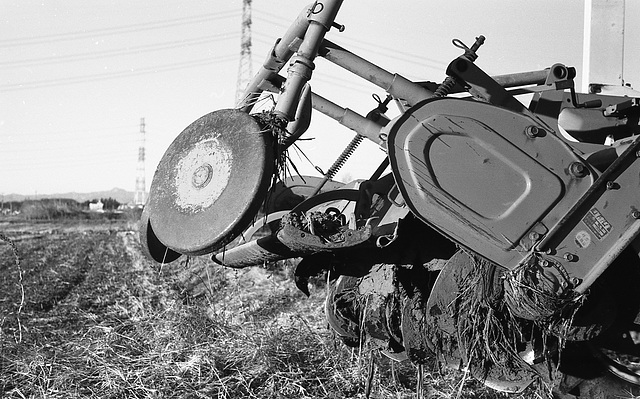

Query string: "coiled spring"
[[325, 133, 364, 179]]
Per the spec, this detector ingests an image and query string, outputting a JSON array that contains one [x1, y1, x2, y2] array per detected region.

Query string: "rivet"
[[606, 181, 616, 190], [632, 210, 640, 219], [571, 277, 582, 286], [563, 253, 576, 262], [539, 259, 549, 267], [529, 231, 540, 241]]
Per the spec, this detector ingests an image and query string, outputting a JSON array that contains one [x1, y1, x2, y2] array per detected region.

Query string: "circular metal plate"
[[147, 109, 274, 255]]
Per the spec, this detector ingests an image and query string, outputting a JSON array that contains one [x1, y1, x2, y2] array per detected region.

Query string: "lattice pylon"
[[236, 0, 253, 105], [133, 117, 146, 206]]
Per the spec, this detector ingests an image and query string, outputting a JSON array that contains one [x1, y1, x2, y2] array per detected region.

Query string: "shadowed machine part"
[[139, 201, 181, 264]]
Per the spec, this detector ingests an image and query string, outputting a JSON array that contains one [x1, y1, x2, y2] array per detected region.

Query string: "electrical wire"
[[0, 55, 237, 91], [0, 33, 240, 68], [0, 10, 241, 48], [251, 12, 447, 72], [0, 124, 138, 138]]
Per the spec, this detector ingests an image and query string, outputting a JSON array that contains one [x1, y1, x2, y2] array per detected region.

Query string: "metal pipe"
[[319, 39, 434, 106], [310, 92, 384, 144], [492, 70, 549, 88], [237, 6, 312, 111], [274, 0, 344, 121]]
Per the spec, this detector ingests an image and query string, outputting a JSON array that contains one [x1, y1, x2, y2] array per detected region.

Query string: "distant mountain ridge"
[[3, 188, 138, 204]]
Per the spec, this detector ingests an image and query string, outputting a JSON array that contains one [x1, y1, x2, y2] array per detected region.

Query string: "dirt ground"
[[0, 217, 524, 398]]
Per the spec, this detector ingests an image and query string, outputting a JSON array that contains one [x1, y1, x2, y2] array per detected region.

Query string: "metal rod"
[[492, 70, 549, 88], [310, 92, 384, 143], [319, 39, 434, 106]]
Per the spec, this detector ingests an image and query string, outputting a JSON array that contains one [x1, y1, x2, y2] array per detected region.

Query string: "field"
[[0, 216, 524, 398]]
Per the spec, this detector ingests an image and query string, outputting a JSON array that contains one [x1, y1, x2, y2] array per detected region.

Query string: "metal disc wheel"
[[147, 109, 274, 255]]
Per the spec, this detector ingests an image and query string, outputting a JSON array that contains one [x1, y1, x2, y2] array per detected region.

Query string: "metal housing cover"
[[388, 98, 579, 266]]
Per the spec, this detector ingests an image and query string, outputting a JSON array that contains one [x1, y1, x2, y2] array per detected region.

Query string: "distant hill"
[[3, 188, 139, 205]]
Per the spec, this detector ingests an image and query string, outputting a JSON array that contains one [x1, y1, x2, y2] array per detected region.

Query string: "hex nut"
[[569, 162, 589, 178]]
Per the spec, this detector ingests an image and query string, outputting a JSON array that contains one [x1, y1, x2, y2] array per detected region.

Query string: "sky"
[[1, 0, 639, 199]]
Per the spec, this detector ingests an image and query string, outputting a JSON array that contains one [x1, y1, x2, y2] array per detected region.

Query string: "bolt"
[[539, 259, 549, 267], [192, 163, 213, 188], [632, 210, 640, 219], [544, 248, 555, 256], [529, 231, 540, 241], [563, 253, 576, 262], [571, 277, 582, 287], [569, 162, 589, 178], [606, 181, 616, 190], [525, 125, 540, 138], [636, 150, 640, 158]]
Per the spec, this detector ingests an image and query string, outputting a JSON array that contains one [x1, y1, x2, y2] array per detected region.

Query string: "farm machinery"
[[140, 1, 640, 396]]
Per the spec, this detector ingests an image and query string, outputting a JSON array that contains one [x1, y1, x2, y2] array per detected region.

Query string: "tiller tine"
[[425, 250, 539, 393]]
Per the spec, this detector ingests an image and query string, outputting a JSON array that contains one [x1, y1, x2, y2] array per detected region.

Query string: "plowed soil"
[[0, 218, 501, 398]]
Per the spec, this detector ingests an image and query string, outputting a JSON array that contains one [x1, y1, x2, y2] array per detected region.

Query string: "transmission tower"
[[236, 0, 253, 104], [133, 117, 146, 206]]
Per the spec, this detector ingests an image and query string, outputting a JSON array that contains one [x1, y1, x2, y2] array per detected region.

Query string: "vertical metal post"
[[582, 0, 625, 92]]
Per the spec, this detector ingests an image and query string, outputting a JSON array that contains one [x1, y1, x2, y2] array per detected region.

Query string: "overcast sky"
[[1, 0, 639, 197]]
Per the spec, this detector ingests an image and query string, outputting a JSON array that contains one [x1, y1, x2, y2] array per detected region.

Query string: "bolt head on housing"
[[569, 162, 589, 178]]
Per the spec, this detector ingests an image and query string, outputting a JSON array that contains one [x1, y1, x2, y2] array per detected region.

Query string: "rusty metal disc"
[[147, 109, 274, 255]]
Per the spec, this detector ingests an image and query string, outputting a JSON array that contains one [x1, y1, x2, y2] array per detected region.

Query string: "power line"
[[1, 55, 237, 91], [250, 11, 447, 72], [0, 140, 140, 154], [0, 33, 239, 68], [0, 10, 241, 48], [0, 124, 137, 138], [334, 36, 446, 72], [1, 159, 137, 171], [252, 7, 293, 26], [2, 152, 137, 170]]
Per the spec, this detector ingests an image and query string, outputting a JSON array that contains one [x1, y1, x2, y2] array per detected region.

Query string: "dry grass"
[[0, 220, 532, 398]]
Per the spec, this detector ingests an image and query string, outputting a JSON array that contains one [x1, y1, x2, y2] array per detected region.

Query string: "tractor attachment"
[[141, 1, 640, 397]]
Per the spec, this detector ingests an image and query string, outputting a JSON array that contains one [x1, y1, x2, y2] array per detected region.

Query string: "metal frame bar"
[[237, 1, 561, 146]]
